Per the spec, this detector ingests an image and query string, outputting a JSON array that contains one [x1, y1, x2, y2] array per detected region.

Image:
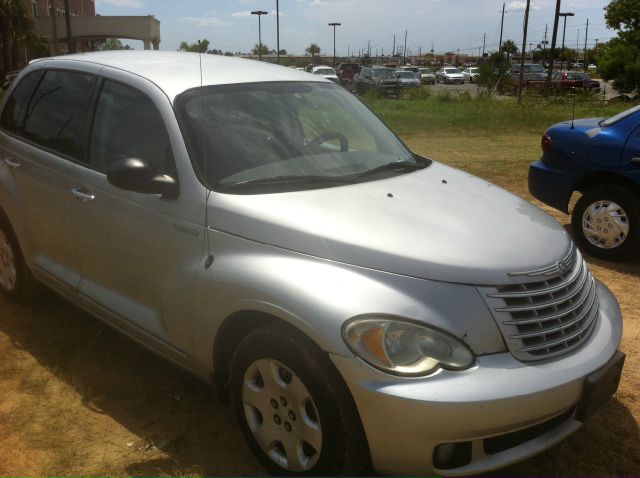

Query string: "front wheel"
[[571, 186, 640, 261], [229, 324, 369, 475]]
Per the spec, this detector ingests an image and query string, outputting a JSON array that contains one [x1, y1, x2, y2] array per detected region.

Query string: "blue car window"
[[600, 105, 640, 127]]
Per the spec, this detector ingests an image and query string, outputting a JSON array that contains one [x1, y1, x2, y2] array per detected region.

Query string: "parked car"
[[529, 105, 640, 260], [336, 62, 360, 83], [355, 65, 399, 95], [462, 67, 480, 83], [0, 51, 625, 476], [508, 63, 546, 87], [394, 70, 421, 88], [397, 65, 419, 74], [552, 71, 601, 92], [311, 65, 339, 82], [418, 67, 436, 85], [435, 67, 464, 84]]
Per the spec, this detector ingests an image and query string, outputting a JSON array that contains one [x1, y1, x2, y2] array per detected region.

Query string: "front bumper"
[[528, 160, 580, 213], [331, 281, 623, 476]]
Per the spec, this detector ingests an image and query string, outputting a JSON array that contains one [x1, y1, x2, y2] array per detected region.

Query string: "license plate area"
[[575, 350, 625, 422]]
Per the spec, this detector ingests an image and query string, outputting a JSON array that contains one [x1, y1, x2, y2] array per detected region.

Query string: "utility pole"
[[482, 33, 486, 57], [403, 29, 407, 65], [276, 0, 280, 64], [559, 12, 574, 70], [518, 0, 531, 103], [251, 10, 268, 61], [63, 0, 75, 53], [546, 0, 562, 83], [392, 34, 396, 57], [583, 18, 589, 71], [328, 22, 341, 67], [576, 28, 580, 68], [499, 3, 506, 53], [49, 0, 59, 55]]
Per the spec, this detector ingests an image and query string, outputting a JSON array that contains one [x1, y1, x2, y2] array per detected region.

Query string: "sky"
[[95, 0, 616, 57]]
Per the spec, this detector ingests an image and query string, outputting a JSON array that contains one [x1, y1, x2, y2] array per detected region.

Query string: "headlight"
[[343, 316, 475, 376]]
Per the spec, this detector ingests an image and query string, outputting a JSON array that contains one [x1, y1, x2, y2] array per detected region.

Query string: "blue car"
[[529, 105, 640, 260]]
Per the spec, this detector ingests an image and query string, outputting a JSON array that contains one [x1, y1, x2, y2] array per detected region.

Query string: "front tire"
[[0, 217, 41, 304], [229, 324, 369, 475], [571, 185, 640, 261]]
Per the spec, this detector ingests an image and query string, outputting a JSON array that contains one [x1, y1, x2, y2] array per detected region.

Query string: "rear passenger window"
[[0, 71, 42, 133], [22, 70, 96, 159], [89, 80, 173, 175]]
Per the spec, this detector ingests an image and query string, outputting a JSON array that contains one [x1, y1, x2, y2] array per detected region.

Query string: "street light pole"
[[276, 0, 280, 64], [559, 12, 574, 70], [546, 0, 562, 83], [251, 10, 268, 61], [328, 22, 341, 67]]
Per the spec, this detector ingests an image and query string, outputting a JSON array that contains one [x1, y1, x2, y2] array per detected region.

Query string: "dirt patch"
[[0, 131, 638, 476]]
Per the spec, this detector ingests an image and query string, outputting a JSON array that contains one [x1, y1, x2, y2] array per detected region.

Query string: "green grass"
[[362, 93, 631, 137]]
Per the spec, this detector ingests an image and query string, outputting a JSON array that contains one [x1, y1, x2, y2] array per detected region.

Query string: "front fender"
[[164, 229, 506, 380]]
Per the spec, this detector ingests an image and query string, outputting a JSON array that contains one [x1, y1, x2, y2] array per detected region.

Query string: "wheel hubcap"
[[0, 230, 17, 291], [242, 359, 322, 472], [582, 200, 629, 249]]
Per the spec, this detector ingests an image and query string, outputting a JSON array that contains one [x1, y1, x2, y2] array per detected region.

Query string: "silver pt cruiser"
[[0, 52, 625, 475]]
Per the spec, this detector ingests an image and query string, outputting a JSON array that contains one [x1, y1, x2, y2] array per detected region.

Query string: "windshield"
[[314, 68, 336, 75], [469, 68, 479, 73], [599, 105, 640, 127], [396, 72, 417, 79], [418, 68, 431, 74], [372, 68, 394, 78], [524, 64, 545, 73], [176, 82, 423, 193], [444, 68, 460, 74]]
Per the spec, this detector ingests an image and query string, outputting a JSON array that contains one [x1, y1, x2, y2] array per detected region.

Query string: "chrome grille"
[[479, 247, 599, 361]]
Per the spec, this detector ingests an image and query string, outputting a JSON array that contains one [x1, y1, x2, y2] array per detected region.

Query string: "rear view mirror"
[[107, 158, 178, 198]]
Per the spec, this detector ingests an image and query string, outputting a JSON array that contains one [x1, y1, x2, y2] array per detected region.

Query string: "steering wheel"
[[307, 132, 349, 152]]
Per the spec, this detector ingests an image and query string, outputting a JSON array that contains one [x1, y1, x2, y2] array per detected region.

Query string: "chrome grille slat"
[[503, 277, 596, 325], [487, 259, 583, 298], [495, 265, 588, 312], [509, 284, 597, 339], [518, 299, 599, 352], [478, 247, 600, 362]]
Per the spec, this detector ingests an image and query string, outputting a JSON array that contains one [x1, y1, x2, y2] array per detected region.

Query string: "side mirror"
[[107, 158, 178, 198]]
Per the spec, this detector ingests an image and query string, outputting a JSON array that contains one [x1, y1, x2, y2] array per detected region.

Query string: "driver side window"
[[89, 80, 174, 175]]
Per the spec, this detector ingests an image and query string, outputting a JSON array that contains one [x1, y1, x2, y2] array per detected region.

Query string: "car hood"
[[209, 162, 571, 285]]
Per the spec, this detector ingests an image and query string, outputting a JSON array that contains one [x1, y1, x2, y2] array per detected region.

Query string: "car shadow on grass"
[[0, 293, 264, 476]]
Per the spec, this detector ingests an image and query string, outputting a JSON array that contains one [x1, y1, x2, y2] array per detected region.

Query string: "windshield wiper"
[[357, 161, 425, 178], [221, 175, 358, 189]]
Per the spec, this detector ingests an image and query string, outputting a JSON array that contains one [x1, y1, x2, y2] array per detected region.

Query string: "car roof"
[[30, 51, 323, 103]]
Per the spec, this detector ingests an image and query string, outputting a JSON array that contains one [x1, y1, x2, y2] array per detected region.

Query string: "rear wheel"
[[571, 186, 640, 261], [0, 217, 41, 303], [229, 324, 369, 475]]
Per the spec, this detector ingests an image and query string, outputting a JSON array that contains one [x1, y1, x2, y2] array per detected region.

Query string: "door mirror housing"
[[106, 158, 178, 198]]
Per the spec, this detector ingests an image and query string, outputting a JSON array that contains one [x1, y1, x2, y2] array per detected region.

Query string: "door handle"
[[71, 188, 95, 202], [3, 157, 21, 170], [630, 157, 640, 165]]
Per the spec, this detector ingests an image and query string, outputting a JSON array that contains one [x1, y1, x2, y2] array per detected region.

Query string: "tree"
[[278, 49, 287, 56], [305, 43, 321, 64], [500, 40, 518, 62], [252, 43, 269, 56], [0, 0, 34, 75], [98, 38, 132, 51], [477, 52, 510, 97], [597, 0, 640, 94], [178, 39, 209, 53]]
